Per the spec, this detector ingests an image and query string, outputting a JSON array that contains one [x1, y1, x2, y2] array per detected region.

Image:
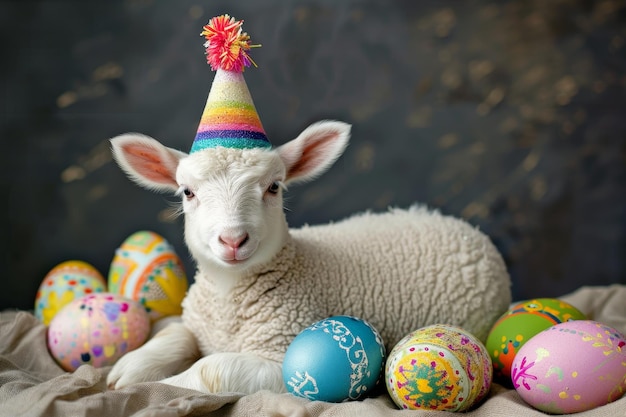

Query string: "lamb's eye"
[[267, 181, 280, 195], [182, 187, 195, 199]]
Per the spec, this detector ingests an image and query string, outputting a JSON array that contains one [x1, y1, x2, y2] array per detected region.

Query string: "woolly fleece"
[[182, 205, 512, 363]]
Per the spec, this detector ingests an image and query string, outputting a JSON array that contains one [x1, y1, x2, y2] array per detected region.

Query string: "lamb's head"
[[175, 147, 287, 274], [110, 120, 350, 281]]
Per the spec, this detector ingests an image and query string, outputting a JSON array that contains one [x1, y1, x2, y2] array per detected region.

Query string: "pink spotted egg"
[[47, 293, 150, 371], [511, 320, 626, 414]]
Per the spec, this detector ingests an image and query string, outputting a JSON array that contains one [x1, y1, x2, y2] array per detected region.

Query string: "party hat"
[[190, 15, 271, 153]]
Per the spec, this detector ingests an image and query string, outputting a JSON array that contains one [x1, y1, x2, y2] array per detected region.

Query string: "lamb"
[[106, 119, 512, 395]]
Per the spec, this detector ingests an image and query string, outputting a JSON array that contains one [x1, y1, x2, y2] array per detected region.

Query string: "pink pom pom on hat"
[[191, 14, 270, 153]]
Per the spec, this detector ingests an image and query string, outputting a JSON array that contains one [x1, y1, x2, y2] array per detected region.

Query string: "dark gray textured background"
[[2, 0, 625, 311]]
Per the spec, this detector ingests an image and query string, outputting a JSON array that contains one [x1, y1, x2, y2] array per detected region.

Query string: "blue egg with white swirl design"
[[282, 315, 386, 402]]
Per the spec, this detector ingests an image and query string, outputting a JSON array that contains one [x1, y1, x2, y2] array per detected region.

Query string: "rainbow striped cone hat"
[[191, 15, 270, 153]]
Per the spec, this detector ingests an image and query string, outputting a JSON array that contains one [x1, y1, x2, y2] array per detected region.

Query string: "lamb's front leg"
[[161, 352, 285, 394], [107, 320, 200, 389]]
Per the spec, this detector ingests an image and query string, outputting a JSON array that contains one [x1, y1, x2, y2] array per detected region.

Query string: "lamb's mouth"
[[211, 235, 258, 266], [224, 258, 246, 265], [221, 250, 254, 266]]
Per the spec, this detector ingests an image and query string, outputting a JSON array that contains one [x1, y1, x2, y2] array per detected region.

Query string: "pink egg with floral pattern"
[[511, 320, 626, 414], [47, 293, 150, 371]]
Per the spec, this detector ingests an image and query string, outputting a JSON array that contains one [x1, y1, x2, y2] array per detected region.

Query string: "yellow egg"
[[108, 231, 188, 321], [386, 324, 492, 411], [35, 260, 106, 325]]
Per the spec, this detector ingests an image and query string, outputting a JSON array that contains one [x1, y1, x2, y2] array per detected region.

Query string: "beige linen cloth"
[[1, 285, 624, 417]]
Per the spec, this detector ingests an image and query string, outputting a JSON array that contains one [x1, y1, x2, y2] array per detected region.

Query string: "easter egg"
[[282, 316, 386, 402], [47, 293, 150, 371], [385, 324, 492, 411], [108, 230, 188, 321], [485, 298, 586, 383], [511, 320, 626, 414], [35, 260, 106, 325]]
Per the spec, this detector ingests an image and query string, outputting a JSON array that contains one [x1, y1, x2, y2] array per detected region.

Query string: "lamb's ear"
[[277, 120, 351, 185], [110, 133, 187, 193]]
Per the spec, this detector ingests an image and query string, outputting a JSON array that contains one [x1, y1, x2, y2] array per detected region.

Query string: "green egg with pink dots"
[[485, 298, 586, 384]]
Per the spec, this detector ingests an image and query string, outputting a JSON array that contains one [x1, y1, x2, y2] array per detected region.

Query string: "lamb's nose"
[[219, 233, 249, 250]]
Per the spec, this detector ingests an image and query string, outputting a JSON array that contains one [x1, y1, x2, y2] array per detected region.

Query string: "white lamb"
[[106, 120, 512, 394]]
